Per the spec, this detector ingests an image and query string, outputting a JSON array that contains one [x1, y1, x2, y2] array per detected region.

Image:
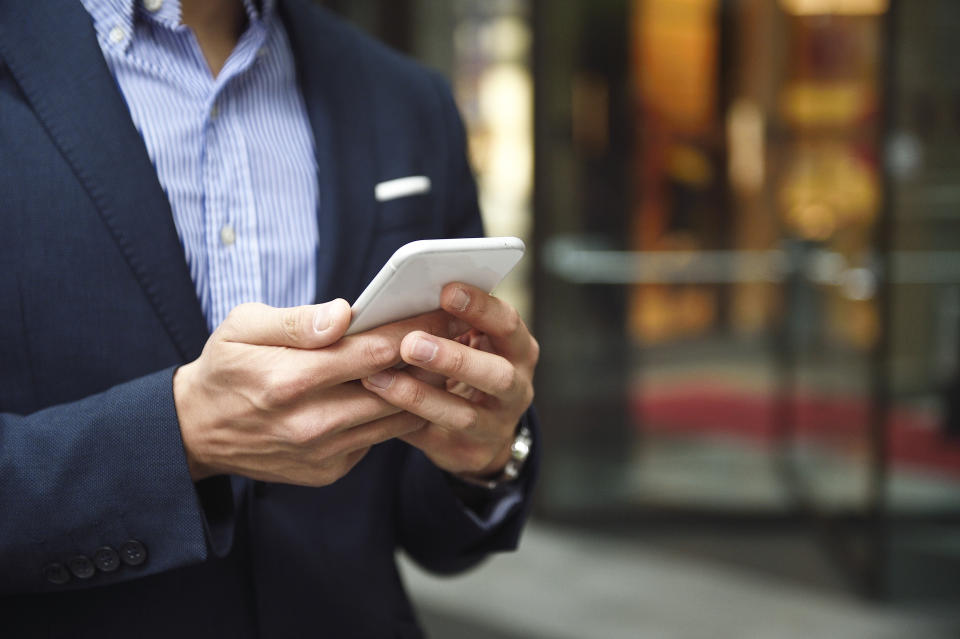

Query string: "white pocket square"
[[375, 176, 431, 202]]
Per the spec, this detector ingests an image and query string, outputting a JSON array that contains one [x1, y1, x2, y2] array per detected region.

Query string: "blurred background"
[[324, 0, 960, 636]]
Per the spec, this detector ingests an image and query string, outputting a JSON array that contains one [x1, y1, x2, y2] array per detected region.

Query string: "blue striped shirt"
[[81, 0, 319, 331]]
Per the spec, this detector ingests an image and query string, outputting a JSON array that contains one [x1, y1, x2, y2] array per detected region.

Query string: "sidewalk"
[[400, 523, 960, 639]]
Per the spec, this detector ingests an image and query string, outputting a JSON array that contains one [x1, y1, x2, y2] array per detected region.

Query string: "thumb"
[[218, 299, 352, 348]]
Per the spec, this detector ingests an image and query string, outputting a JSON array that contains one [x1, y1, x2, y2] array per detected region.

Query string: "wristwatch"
[[457, 424, 533, 490]]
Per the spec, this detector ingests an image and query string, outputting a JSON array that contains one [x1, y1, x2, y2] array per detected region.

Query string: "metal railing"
[[543, 235, 960, 300]]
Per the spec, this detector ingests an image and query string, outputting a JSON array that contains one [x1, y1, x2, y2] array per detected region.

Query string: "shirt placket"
[[199, 22, 269, 329], [202, 91, 263, 330]]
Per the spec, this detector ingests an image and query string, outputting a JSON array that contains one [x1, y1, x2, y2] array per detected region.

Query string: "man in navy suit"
[[0, 0, 539, 635]]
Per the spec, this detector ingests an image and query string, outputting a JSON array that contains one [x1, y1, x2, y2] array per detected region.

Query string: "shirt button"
[[143, 0, 163, 11], [108, 25, 126, 45], [42, 562, 71, 585], [257, 46, 268, 59], [94, 546, 121, 573], [67, 555, 96, 579], [209, 103, 220, 120], [119, 540, 148, 567], [220, 224, 236, 246]]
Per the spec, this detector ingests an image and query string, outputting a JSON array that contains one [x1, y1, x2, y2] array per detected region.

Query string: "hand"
[[361, 283, 538, 479], [173, 299, 467, 486]]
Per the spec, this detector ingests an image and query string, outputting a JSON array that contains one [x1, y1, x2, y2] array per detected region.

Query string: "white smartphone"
[[346, 237, 525, 335]]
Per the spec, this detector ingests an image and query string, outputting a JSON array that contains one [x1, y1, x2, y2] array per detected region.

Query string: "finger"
[[439, 283, 534, 358], [407, 365, 447, 388], [398, 425, 503, 476], [219, 299, 352, 348], [361, 368, 489, 433], [286, 309, 471, 387], [398, 424, 447, 456], [367, 308, 471, 344], [398, 331, 519, 399], [446, 379, 477, 401], [323, 410, 426, 458], [287, 382, 404, 438]]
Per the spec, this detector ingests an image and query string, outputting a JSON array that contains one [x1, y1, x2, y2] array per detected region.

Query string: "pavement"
[[399, 523, 960, 639]]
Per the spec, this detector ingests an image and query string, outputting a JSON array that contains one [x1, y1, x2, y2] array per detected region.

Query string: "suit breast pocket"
[[375, 193, 434, 233]]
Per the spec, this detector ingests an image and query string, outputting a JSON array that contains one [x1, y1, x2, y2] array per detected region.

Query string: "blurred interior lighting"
[[666, 144, 713, 186], [727, 99, 765, 194], [477, 63, 533, 224], [839, 267, 877, 301], [787, 202, 836, 241], [780, 83, 870, 128], [778, 0, 888, 16], [636, 0, 719, 135], [479, 15, 530, 61], [451, 3, 533, 320], [778, 143, 878, 240], [886, 130, 924, 179]]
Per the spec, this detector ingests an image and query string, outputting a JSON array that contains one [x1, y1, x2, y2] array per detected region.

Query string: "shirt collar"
[[80, 0, 275, 50], [80, 0, 136, 52]]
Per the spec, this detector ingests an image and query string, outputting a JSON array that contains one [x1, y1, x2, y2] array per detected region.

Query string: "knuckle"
[[354, 424, 383, 449], [493, 364, 517, 395], [285, 419, 317, 446], [456, 407, 480, 432], [221, 303, 255, 335], [402, 381, 428, 409], [226, 302, 253, 323], [325, 410, 357, 436], [503, 306, 522, 335], [363, 335, 397, 369], [523, 384, 535, 408], [241, 301, 266, 318], [280, 309, 304, 345], [289, 428, 313, 447], [261, 386, 285, 409], [261, 371, 300, 407], [448, 346, 468, 376], [528, 336, 541, 364]]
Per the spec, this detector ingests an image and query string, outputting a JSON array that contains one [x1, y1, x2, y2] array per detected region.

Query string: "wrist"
[[461, 438, 513, 481], [172, 362, 216, 481], [455, 423, 533, 489]]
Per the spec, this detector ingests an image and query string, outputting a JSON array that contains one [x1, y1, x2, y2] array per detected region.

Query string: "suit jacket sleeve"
[[396, 72, 540, 573], [0, 368, 233, 595]]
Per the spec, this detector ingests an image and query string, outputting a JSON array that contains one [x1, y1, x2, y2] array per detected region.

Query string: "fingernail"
[[367, 371, 395, 389], [313, 304, 332, 334], [450, 288, 470, 312], [409, 336, 438, 363]]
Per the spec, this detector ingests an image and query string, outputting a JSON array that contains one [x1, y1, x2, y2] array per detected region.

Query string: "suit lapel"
[[279, 0, 381, 304], [0, 0, 209, 361]]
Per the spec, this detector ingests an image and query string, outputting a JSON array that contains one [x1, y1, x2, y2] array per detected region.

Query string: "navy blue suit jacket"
[[0, 1, 538, 636]]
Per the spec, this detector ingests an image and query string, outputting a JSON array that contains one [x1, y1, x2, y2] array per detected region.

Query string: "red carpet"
[[632, 384, 960, 477]]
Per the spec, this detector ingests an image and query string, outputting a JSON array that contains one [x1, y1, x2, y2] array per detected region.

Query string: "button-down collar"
[[80, 0, 276, 52]]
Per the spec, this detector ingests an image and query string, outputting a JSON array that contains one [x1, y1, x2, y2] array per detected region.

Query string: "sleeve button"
[[94, 546, 121, 572], [119, 539, 147, 566], [67, 555, 96, 579], [42, 562, 71, 585]]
